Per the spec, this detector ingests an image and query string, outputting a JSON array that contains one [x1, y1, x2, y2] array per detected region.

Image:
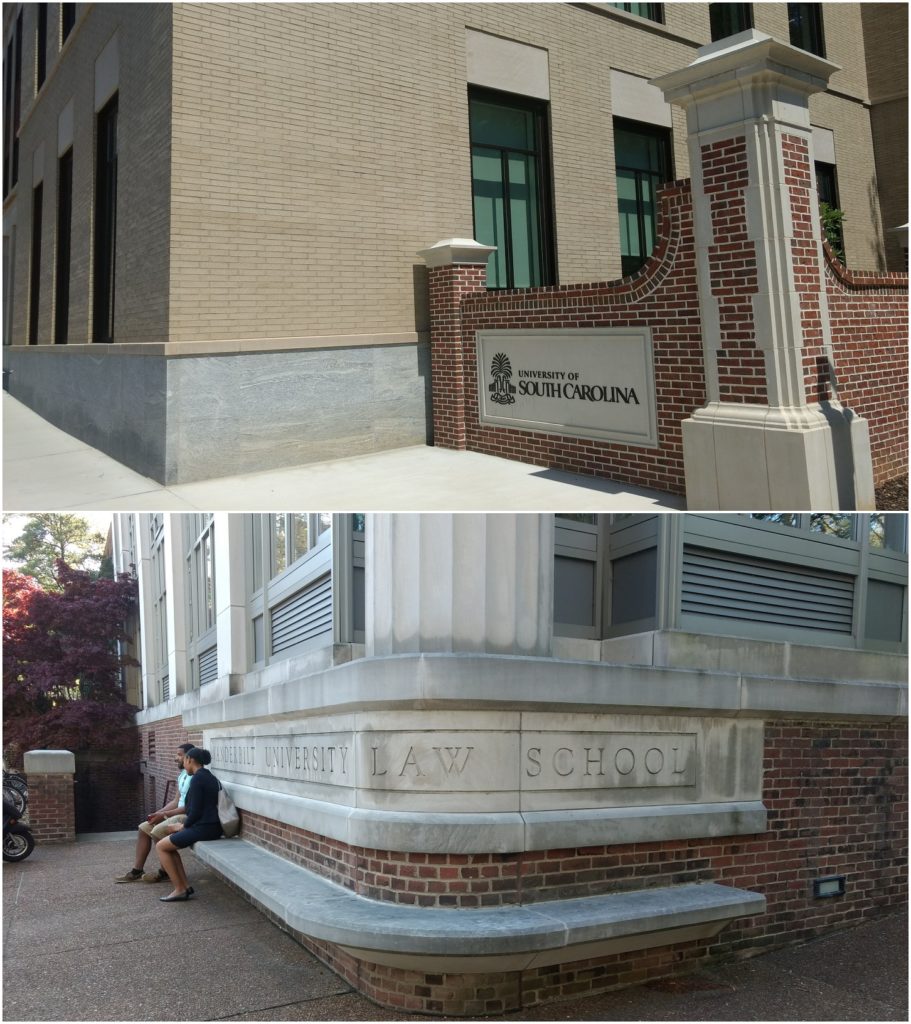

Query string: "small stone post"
[[23, 749, 76, 843], [418, 238, 495, 450], [654, 30, 876, 509]]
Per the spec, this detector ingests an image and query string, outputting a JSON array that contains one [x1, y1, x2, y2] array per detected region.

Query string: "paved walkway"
[[3, 833, 906, 1022], [2, 396, 683, 511]]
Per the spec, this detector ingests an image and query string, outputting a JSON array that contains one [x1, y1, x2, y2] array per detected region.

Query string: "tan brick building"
[[2, 3, 907, 485]]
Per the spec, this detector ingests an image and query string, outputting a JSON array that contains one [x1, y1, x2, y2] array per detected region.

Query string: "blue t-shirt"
[[177, 769, 191, 810]]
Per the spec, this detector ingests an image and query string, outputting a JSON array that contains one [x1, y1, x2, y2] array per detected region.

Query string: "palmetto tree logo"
[[489, 352, 516, 405]]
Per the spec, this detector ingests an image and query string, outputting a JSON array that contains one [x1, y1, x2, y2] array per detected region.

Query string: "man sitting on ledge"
[[115, 743, 193, 883]]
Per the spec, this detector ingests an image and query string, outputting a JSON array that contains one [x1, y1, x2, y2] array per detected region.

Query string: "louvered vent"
[[161, 675, 170, 702], [681, 546, 854, 633], [271, 573, 332, 655], [198, 646, 218, 686]]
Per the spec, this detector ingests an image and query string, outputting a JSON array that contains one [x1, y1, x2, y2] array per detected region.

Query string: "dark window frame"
[[710, 3, 754, 41], [61, 4, 76, 44], [614, 117, 674, 277], [3, 12, 24, 198], [55, 147, 73, 345], [29, 182, 43, 345], [36, 4, 48, 90], [611, 3, 664, 24], [468, 85, 556, 290], [93, 93, 118, 344], [788, 3, 826, 57]]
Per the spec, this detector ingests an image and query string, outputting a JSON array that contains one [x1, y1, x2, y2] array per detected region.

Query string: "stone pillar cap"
[[652, 29, 839, 101], [418, 238, 496, 268], [24, 749, 76, 774]]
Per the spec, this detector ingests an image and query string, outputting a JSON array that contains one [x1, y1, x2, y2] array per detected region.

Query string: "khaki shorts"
[[138, 814, 186, 840]]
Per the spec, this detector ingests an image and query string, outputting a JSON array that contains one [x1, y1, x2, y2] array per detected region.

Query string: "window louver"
[[271, 573, 332, 655], [198, 646, 218, 686], [681, 546, 854, 633]]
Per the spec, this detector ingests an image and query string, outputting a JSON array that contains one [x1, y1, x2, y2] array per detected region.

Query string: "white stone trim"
[[466, 29, 549, 100]]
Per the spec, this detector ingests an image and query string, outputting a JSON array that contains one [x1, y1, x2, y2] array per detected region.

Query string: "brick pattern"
[[136, 717, 202, 815], [824, 247, 909, 485], [702, 137, 766, 403], [22, 772, 75, 844], [430, 183, 702, 496], [428, 263, 488, 449], [230, 720, 906, 1014]]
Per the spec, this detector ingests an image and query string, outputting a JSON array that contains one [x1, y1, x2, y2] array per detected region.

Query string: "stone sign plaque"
[[476, 328, 658, 446]]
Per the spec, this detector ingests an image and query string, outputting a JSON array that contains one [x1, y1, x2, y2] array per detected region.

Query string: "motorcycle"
[[3, 769, 28, 817], [3, 796, 35, 862]]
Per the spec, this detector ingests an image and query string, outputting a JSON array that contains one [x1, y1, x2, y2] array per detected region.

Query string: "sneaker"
[[142, 869, 168, 883], [114, 869, 143, 883]]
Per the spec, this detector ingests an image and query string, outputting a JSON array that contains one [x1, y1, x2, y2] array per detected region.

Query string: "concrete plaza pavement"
[[2, 395, 684, 511], [3, 832, 906, 1022]]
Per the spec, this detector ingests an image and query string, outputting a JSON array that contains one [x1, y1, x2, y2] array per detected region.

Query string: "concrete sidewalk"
[[2, 395, 684, 511], [3, 833, 906, 1022]]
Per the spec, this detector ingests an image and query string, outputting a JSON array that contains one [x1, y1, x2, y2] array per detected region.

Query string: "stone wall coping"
[[220, 783, 766, 854], [3, 332, 422, 359], [181, 651, 907, 731], [418, 238, 497, 268], [195, 838, 765, 966], [23, 750, 76, 774]]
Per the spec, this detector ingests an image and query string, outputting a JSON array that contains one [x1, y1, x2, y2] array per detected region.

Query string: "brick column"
[[655, 30, 875, 510], [23, 749, 76, 843], [418, 238, 494, 449]]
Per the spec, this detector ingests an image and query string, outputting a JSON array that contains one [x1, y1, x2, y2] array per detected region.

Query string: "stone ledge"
[[220, 783, 767, 854], [194, 838, 765, 971]]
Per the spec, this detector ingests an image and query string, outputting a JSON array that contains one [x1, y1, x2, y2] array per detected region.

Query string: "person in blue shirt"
[[114, 743, 193, 884], [155, 746, 223, 902]]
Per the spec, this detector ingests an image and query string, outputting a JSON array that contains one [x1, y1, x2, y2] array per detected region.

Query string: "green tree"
[[3, 514, 107, 589]]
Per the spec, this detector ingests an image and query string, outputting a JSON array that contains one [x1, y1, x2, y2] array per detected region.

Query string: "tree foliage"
[[3, 513, 108, 590], [2, 562, 138, 767]]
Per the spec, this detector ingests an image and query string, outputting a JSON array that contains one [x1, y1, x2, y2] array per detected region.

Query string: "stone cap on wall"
[[418, 239, 496, 268], [23, 750, 75, 774]]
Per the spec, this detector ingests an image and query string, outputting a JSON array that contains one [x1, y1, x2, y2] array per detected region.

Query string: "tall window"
[[93, 94, 118, 343], [815, 160, 844, 262], [610, 3, 663, 22], [469, 88, 554, 289], [3, 12, 23, 197], [149, 515, 170, 703], [61, 4, 76, 44], [28, 183, 43, 345], [36, 4, 47, 89], [55, 148, 73, 344], [185, 514, 217, 688], [788, 3, 825, 56], [614, 119, 672, 276], [270, 513, 331, 576], [710, 3, 753, 40]]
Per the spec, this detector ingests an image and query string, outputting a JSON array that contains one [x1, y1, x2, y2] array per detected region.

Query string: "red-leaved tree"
[[3, 562, 139, 767]]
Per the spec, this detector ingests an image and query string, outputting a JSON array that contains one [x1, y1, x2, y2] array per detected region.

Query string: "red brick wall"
[[703, 136, 766, 403], [23, 772, 75, 844], [232, 718, 906, 1015], [137, 717, 202, 813], [438, 182, 703, 497], [825, 252, 909, 486], [429, 147, 908, 494]]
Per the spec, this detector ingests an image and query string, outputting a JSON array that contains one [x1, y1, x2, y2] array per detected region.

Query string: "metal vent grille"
[[271, 573, 332, 655], [198, 646, 218, 686], [681, 546, 854, 633], [161, 675, 169, 702]]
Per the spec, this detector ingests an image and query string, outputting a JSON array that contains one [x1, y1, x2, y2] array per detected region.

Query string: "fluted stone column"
[[654, 30, 875, 510], [366, 514, 553, 657]]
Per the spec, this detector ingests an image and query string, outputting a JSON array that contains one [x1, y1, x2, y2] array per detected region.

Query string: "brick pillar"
[[23, 749, 76, 843], [418, 238, 495, 449], [655, 30, 875, 510]]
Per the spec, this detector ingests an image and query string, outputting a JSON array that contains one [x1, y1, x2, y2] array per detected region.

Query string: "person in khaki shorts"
[[115, 743, 194, 883]]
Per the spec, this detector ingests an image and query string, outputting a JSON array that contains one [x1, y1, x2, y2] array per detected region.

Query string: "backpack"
[[215, 777, 240, 837]]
